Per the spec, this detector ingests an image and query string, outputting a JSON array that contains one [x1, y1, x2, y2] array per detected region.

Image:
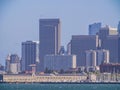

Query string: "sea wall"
[[3, 75, 87, 83]]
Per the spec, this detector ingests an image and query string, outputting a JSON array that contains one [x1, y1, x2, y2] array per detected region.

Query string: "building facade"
[[97, 26, 120, 63], [85, 49, 109, 67], [100, 63, 120, 73], [71, 35, 99, 66], [44, 55, 76, 71], [102, 35, 120, 63], [39, 19, 61, 71], [89, 22, 101, 35], [85, 50, 96, 67], [21, 41, 39, 72], [5, 54, 21, 74], [98, 25, 118, 47]]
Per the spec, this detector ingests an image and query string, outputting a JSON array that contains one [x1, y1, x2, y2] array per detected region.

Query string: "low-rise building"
[[44, 55, 76, 72], [100, 63, 120, 73]]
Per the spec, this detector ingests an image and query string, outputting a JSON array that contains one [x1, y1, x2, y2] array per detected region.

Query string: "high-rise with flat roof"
[[98, 25, 118, 48], [89, 22, 101, 35], [22, 41, 39, 72], [39, 19, 61, 71], [71, 35, 99, 66]]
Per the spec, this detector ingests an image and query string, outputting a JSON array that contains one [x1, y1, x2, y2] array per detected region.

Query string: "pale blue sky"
[[0, 0, 120, 65]]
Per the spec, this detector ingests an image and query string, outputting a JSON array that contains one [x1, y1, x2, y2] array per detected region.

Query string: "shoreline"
[[1, 74, 120, 84], [1, 81, 120, 84]]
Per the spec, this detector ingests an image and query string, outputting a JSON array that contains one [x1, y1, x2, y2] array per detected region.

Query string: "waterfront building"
[[3, 74, 87, 83], [100, 63, 120, 73], [44, 55, 76, 72], [5, 54, 21, 74], [71, 35, 99, 66], [89, 22, 101, 35], [21, 41, 39, 72], [39, 19, 61, 71]]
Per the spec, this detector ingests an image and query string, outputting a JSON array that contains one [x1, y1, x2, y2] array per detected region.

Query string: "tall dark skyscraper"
[[39, 19, 61, 71], [22, 41, 39, 72]]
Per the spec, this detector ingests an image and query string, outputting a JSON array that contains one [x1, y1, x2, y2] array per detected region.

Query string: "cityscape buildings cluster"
[[2, 19, 120, 74], [5, 54, 21, 74]]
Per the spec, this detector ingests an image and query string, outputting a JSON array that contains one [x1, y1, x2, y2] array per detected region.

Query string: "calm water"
[[0, 83, 120, 90]]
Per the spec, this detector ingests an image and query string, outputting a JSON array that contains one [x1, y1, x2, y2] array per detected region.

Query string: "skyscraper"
[[21, 41, 39, 72], [39, 19, 61, 71], [89, 22, 101, 35], [98, 25, 118, 48], [97, 25, 119, 63]]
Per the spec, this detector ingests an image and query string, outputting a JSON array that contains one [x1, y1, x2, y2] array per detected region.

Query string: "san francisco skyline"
[[0, 0, 120, 65]]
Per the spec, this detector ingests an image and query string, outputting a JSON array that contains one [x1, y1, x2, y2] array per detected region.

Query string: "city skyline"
[[0, 0, 120, 65]]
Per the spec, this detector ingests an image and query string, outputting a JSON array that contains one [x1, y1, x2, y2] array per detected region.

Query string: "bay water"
[[0, 83, 120, 90]]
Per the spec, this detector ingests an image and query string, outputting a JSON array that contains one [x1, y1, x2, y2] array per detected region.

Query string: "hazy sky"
[[0, 0, 120, 65]]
